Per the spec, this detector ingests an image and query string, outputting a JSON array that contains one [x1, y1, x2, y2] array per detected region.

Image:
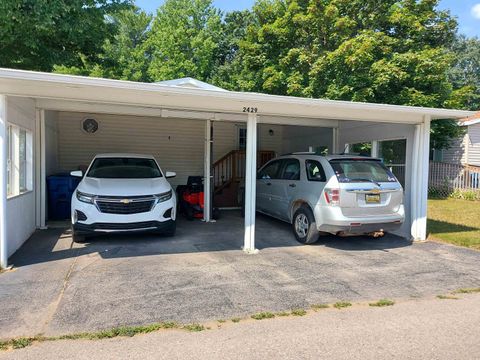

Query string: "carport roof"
[[0, 68, 474, 124]]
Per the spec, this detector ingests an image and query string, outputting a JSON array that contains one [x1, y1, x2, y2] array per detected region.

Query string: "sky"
[[135, 0, 480, 37]]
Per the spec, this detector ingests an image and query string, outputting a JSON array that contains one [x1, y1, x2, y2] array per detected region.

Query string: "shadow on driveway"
[[9, 211, 412, 268]]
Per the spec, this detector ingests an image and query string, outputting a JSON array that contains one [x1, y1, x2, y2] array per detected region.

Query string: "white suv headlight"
[[76, 191, 95, 204], [155, 190, 172, 204]]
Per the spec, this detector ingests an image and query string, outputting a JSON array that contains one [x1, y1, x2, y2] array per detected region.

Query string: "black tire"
[[72, 230, 86, 243], [163, 220, 177, 237], [292, 206, 319, 245], [212, 208, 221, 220]]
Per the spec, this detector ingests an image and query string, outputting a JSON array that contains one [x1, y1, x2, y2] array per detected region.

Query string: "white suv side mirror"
[[165, 171, 176, 179], [70, 170, 83, 177]]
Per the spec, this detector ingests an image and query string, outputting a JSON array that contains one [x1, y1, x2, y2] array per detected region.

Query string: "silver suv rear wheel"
[[292, 206, 319, 244]]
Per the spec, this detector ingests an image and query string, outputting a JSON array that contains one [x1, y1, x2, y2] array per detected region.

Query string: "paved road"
[[2, 294, 479, 360], [2, 212, 480, 339]]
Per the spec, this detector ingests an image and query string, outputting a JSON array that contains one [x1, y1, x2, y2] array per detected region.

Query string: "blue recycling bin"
[[47, 174, 81, 220]]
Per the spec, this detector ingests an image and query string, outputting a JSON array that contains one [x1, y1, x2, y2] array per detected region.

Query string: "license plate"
[[365, 194, 381, 204]]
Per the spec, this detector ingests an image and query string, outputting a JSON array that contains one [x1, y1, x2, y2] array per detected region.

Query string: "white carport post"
[[243, 113, 258, 254], [35, 109, 47, 229], [410, 115, 431, 241], [332, 128, 339, 154], [203, 118, 212, 222], [0, 95, 8, 268]]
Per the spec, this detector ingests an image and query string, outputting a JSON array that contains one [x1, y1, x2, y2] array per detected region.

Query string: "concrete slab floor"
[[1, 211, 479, 339]]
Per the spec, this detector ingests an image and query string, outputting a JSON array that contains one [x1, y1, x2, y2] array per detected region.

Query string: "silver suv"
[[256, 153, 405, 244]]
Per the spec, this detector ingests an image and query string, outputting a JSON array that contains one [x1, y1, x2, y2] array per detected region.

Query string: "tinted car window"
[[87, 158, 162, 179], [281, 159, 300, 180], [329, 159, 397, 183], [306, 160, 326, 182], [258, 160, 281, 179]]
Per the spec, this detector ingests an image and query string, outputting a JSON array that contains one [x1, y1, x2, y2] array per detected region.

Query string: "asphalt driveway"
[[1, 211, 479, 339]]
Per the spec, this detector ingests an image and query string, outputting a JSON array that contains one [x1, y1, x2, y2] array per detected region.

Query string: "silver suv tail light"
[[324, 188, 340, 206]]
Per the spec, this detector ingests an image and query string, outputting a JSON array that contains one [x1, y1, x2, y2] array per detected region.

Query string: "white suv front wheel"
[[292, 206, 319, 244]]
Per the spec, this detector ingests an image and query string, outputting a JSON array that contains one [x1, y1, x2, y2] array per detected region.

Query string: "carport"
[[0, 68, 474, 268]]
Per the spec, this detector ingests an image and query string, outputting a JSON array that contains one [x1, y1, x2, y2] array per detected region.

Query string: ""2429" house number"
[[242, 107, 258, 113]]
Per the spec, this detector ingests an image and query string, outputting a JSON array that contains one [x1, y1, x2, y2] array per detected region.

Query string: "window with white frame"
[[238, 127, 247, 150], [6, 124, 33, 197]]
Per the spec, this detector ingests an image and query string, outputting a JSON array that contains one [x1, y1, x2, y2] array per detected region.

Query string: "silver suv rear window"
[[329, 159, 397, 183]]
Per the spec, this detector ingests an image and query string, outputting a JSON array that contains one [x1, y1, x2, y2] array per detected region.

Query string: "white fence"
[[429, 162, 480, 195]]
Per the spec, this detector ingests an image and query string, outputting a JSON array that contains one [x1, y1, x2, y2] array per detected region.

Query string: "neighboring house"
[[433, 112, 480, 167]]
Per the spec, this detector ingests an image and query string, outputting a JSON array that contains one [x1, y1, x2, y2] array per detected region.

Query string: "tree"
[[146, 0, 223, 82], [210, 10, 256, 90], [447, 35, 480, 111], [234, 0, 464, 149], [0, 0, 132, 72], [55, 7, 152, 82]]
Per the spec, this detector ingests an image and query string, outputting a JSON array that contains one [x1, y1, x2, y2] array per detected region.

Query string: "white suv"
[[70, 154, 177, 242], [256, 154, 405, 244]]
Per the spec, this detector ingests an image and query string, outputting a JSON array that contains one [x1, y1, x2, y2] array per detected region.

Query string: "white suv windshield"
[[329, 159, 397, 183], [87, 158, 162, 179]]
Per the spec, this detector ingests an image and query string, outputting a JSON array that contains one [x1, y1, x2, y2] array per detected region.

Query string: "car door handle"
[[266, 182, 272, 186], [289, 183, 296, 188]]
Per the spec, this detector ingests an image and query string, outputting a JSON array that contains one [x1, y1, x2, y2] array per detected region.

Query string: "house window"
[[6, 124, 33, 197], [238, 127, 247, 149]]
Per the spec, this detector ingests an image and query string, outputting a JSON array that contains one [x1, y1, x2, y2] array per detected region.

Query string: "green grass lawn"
[[427, 199, 480, 250]]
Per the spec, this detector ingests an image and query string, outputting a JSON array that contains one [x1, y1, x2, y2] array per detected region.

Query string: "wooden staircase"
[[213, 150, 275, 207]]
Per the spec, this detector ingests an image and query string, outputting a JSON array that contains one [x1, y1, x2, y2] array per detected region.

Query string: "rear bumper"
[[314, 204, 405, 235], [73, 220, 175, 236], [318, 221, 403, 235]]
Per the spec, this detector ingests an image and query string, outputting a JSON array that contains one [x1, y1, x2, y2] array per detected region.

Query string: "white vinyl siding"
[[467, 124, 480, 166], [5, 96, 36, 257], [56, 114, 287, 187], [211, 121, 238, 162], [441, 124, 480, 167], [441, 135, 467, 165], [57, 112, 205, 187]]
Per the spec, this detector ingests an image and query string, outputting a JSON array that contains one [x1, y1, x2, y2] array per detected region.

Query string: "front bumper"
[[71, 193, 176, 235], [73, 220, 175, 235]]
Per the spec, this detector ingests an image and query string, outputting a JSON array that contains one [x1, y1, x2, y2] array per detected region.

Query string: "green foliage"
[[233, 0, 466, 149], [448, 35, 480, 110], [310, 303, 329, 311], [0, 0, 132, 71], [54, 7, 152, 81], [0, 0, 476, 149], [146, 0, 222, 81], [350, 142, 372, 156], [210, 9, 256, 89], [436, 294, 459, 300], [183, 323, 205, 332], [333, 301, 352, 309], [290, 308, 307, 316], [453, 288, 480, 294], [236, 0, 456, 104], [431, 119, 466, 151], [251, 311, 275, 320], [449, 189, 480, 201], [369, 299, 395, 307]]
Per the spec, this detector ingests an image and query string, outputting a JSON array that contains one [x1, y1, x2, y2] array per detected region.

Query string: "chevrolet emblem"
[[370, 188, 381, 194], [121, 199, 131, 204]]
